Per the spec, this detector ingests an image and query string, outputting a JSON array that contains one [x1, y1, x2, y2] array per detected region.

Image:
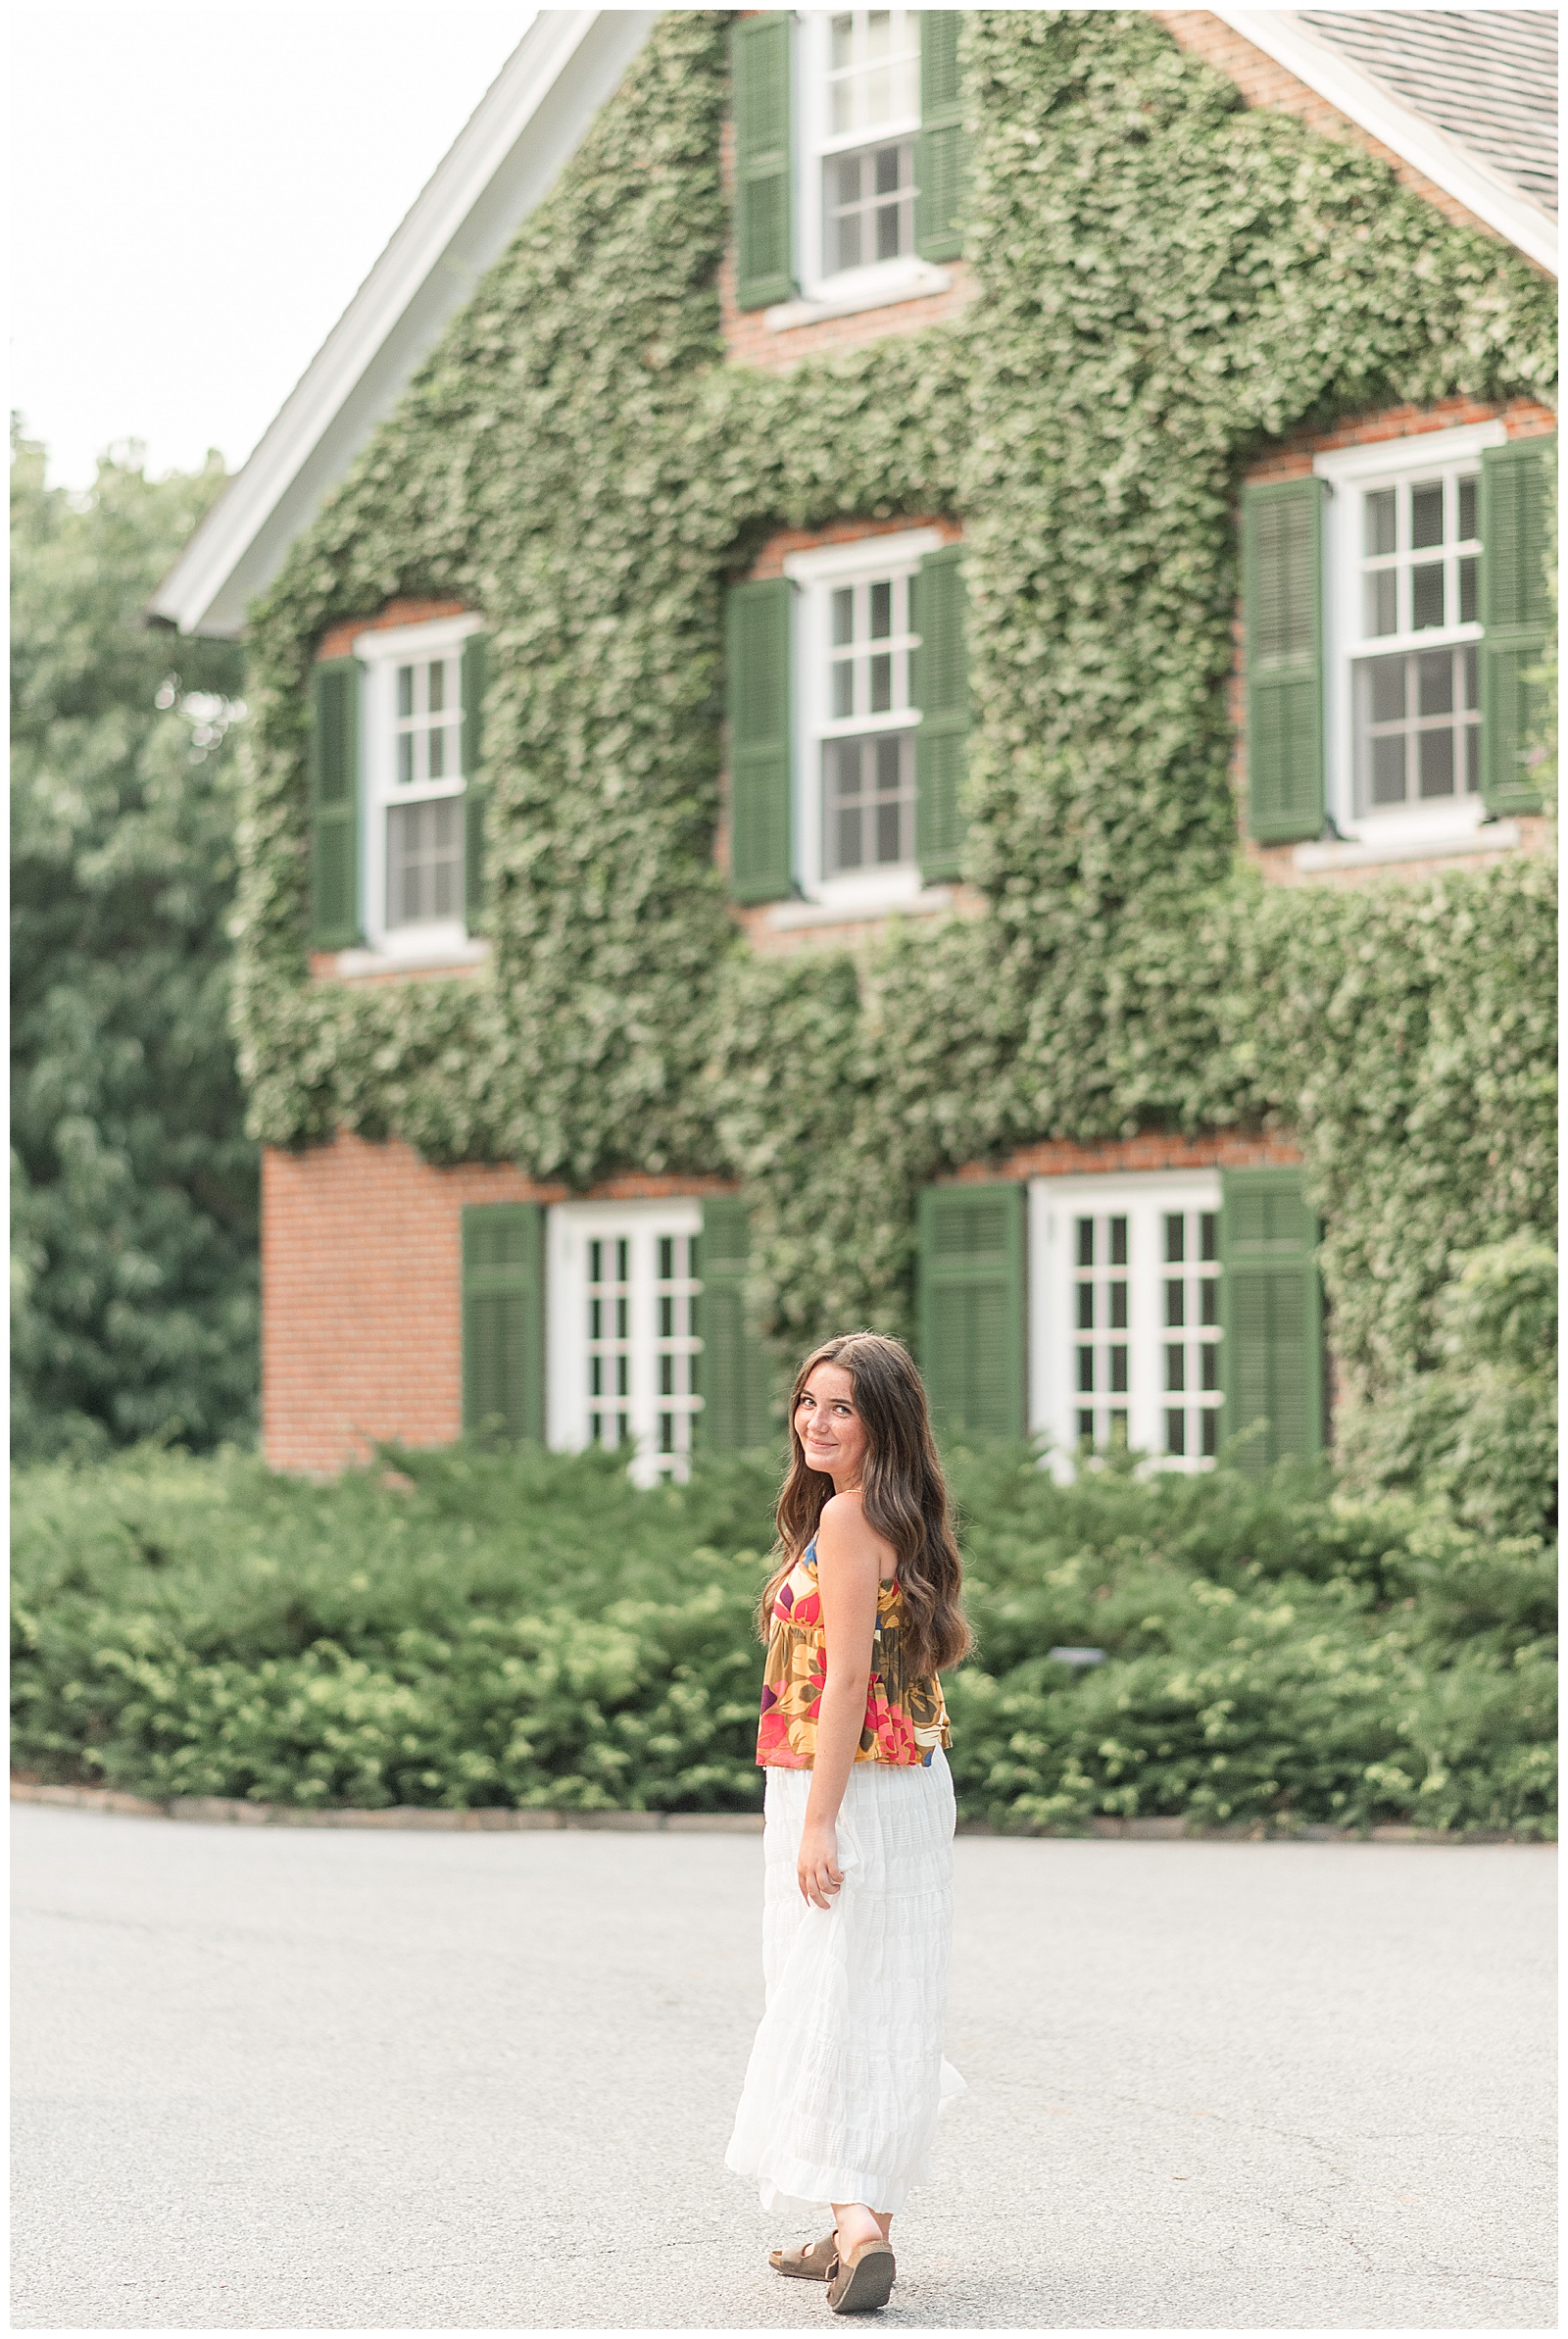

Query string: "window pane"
[[1200, 1344, 1220, 1392], [397, 666, 415, 719], [875, 797, 903, 862], [427, 660, 446, 714], [832, 661, 855, 720], [386, 797, 463, 926], [1458, 475, 1478, 542], [1165, 1343, 1186, 1393], [1109, 1217, 1128, 1267], [1368, 655, 1405, 723], [869, 580, 892, 639], [1461, 644, 1479, 710], [1418, 728, 1454, 799], [1410, 481, 1444, 550], [1077, 1347, 1094, 1394], [1464, 723, 1480, 794], [869, 651, 893, 713], [1200, 1280, 1219, 1327], [831, 586, 855, 648], [1417, 651, 1452, 716], [1164, 1277, 1185, 1327], [1076, 1284, 1094, 1330], [428, 725, 446, 779], [874, 735, 902, 793], [1076, 1219, 1094, 1269], [1458, 555, 1478, 625], [1164, 1213, 1184, 1264], [1108, 1281, 1128, 1330], [616, 1239, 629, 1281], [397, 732, 416, 788], [659, 1236, 673, 1279], [1411, 563, 1445, 630], [1370, 733, 1406, 806], [1109, 1347, 1128, 1394], [1166, 1409, 1187, 1457], [1200, 1213, 1217, 1263], [1364, 570, 1397, 637], [1363, 489, 1396, 558]]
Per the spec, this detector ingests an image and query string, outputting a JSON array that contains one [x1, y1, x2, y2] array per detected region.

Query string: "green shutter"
[[696, 1195, 775, 1451], [463, 1203, 544, 1442], [726, 577, 794, 904], [1242, 478, 1325, 844], [733, 13, 795, 311], [309, 657, 362, 949], [1219, 1168, 1323, 1472], [916, 12, 968, 263], [914, 544, 970, 881], [1480, 435, 1554, 815], [462, 630, 490, 935], [917, 1182, 1026, 1442]]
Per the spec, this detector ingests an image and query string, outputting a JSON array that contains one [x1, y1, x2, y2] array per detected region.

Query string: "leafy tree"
[[11, 425, 258, 1457]]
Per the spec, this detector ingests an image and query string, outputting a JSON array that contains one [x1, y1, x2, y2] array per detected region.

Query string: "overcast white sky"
[[10, 3, 532, 488]]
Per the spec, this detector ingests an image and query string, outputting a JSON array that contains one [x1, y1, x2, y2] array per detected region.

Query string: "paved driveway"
[[10, 1806, 1555, 2329]]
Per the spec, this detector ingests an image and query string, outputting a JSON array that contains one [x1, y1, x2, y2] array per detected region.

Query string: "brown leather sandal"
[[768, 2233, 838, 2281], [826, 2237, 897, 2314]]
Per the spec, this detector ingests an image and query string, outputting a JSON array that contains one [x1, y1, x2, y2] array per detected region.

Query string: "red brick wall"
[[317, 597, 467, 664], [262, 1135, 734, 1474], [945, 1130, 1302, 1183]]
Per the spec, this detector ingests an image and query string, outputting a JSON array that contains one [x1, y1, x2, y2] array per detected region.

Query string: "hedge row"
[[11, 1442, 1554, 1836]]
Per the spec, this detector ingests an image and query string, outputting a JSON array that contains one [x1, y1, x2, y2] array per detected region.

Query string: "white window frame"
[[783, 525, 943, 913], [1315, 422, 1505, 851], [352, 612, 484, 965], [791, 9, 946, 315], [546, 1199, 704, 1488], [1029, 1170, 1224, 1478]]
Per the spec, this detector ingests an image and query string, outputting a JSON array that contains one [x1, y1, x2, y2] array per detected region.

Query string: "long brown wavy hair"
[[757, 1332, 972, 1680]]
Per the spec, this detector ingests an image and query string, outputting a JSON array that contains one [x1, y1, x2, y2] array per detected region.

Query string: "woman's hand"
[[798, 1816, 843, 1909]]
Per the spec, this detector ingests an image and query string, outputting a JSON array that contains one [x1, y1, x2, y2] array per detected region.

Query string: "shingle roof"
[[1292, 9, 1557, 219]]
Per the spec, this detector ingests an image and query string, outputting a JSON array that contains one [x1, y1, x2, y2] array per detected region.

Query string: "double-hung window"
[[731, 12, 967, 316], [310, 612, 487, 964], [1242, 421, 1554, 852], [352, 614, 485, 959], [726, 526, 970, 915], [1319, 426, 1500, 844]]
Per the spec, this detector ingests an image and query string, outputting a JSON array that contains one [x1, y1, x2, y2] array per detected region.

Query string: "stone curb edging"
[[10, 1778, 1540, 1844]]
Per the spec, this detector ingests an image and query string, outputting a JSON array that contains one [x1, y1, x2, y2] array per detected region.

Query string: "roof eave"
[[1210, 8, 1558, 277]]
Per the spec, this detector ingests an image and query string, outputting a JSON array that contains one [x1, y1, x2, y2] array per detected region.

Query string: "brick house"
[[151, 9, 1557, 1480]]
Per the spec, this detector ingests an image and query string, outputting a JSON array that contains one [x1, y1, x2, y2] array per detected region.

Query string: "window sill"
[[763, 886, 953, 932], [327, 937, 490, 977], [1294, 821, 1520, 873], [766, 262, 952, 334]]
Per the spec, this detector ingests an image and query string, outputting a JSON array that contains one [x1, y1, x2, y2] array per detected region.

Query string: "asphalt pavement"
[[10, 1805, 1556, 2329]]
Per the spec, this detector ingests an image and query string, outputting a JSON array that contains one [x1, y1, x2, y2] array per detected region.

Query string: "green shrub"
[[10, 1442, 1555, 1835]]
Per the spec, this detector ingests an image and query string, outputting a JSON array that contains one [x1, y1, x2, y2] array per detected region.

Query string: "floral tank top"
[[756, 1541, 952, 1769]]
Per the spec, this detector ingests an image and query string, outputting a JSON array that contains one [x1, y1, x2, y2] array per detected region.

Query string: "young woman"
[[725, 1331, 971, 2315]]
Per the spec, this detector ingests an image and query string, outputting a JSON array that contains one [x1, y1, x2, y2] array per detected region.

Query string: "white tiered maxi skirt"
[[725, 1750, 964, 2218]]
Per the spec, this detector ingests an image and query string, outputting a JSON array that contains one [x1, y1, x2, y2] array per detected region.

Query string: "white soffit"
[[150, 9, 660, 639], [1209, 8, 1558, 277]]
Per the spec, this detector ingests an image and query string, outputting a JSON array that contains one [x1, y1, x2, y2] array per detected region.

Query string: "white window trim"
[[780, 7, 948, 325], [546, 1197, 704, 1488], [1029, 1170, 1223, 1480], [352, 611, 484, 964], [1314, 422, 1506, 855], [783, 524, 943, 913]]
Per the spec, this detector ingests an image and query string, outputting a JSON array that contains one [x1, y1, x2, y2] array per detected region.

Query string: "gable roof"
[[1212, 8, 1557, 272], [149, 10, 658, 639], [154, 7, 1555, 639]]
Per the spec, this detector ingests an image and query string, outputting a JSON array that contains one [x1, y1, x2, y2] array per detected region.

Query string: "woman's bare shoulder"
[[817, 1492, 895, 1578]]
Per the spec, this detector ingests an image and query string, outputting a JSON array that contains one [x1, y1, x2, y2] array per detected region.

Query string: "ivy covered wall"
[[234, 10, 1555, 1461]]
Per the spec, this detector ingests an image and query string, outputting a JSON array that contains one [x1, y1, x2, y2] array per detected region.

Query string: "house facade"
[[154, 10, 1558, 1481]]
